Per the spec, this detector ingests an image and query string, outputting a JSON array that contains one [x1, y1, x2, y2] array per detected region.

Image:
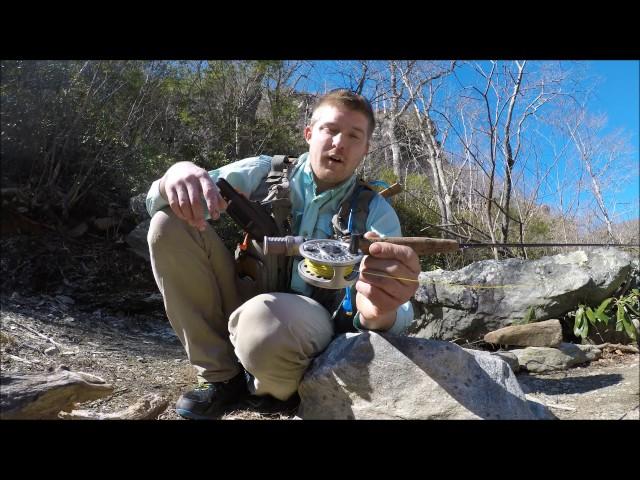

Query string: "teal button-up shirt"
[[146, 153, 414, 334]]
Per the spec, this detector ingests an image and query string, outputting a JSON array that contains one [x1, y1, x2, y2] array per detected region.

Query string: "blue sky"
[[588, 60, 639, 145], [587, 60, 639, 221]]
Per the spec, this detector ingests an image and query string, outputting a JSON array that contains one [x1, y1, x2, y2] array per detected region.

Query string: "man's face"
[[304, 104, 370, 193]]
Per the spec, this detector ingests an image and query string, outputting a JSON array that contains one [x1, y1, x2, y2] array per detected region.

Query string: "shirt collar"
[[297, 152, 356, 201]]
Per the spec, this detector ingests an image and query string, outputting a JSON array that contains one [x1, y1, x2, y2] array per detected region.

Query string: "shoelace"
[[195, 382, 213, 391]]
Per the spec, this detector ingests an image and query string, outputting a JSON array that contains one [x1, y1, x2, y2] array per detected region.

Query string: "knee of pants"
[[229, 293, 334, 378], [147, 209, 187, 252]]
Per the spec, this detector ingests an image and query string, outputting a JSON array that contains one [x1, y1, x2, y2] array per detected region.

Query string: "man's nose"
[[332, 133, 344, 148]]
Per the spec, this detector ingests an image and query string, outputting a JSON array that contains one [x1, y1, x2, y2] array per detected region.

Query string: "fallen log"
[[0, 369, 113, 419], [59, 394, 169, 420]]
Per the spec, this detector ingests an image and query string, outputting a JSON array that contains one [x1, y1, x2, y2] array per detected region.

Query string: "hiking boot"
[[245, 392, 301, 415], [175, 371, 248, 420], [243, 370, 300, 415], [244, 369, 257, 394]]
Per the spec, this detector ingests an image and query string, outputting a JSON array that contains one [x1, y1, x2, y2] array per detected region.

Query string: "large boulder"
[[410, 248, 634, 342], [298, 332, 555, 420]]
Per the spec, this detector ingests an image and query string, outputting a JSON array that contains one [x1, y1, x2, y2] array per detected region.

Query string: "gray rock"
[[125, 193, 152, 261], [484, 319, 563, 347], [298, 332, 555, 420], [129, 193, 149, 223], [511, 343, 602, 373], [55, 295, 75, 305], [487, 351, 520, 373], [411, 248, 633, 342], [126, 219, 151, 261], [620, 406, 639, 420]]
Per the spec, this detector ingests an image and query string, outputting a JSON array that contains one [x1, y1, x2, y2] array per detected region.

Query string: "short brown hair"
[[311, 89, 376, 138]]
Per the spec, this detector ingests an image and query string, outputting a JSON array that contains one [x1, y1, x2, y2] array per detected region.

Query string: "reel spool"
[[297, 239, 363, 289]]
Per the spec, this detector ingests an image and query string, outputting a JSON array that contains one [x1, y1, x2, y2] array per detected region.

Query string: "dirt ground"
[[519, 353, 638, 420], [1, 231, 638, 420], [0, 292, 297, 420]]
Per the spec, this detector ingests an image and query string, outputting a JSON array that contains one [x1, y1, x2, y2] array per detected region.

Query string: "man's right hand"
[[159, 161, 228, 231]]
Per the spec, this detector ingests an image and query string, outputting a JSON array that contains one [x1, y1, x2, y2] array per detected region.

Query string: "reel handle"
[[263, 235, 306, 256]]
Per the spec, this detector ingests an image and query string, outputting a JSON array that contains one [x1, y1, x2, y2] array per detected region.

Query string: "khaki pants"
[[147, 209, 334, 400]]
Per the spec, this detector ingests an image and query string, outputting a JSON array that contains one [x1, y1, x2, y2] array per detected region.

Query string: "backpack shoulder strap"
[[248, 155, 299, 293], [260, 155, 299, 235], [332, 178, 377, 237], [265, 155, 296, 186]]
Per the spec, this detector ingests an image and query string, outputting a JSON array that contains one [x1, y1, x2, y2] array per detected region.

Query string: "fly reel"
[[297, 239, 363, 290]]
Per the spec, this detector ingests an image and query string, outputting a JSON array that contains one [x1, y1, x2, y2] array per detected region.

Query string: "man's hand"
[[159, 161, 227, 231], [355, 231, 420, 331]]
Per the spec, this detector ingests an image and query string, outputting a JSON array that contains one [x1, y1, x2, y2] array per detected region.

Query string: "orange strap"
[[239, 232, 250, 251]]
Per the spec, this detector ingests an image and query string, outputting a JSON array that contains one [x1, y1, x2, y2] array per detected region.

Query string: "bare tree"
[[430, 61, 570, 255], [398, 61, 458, 232], [565, 110, 636, 243]]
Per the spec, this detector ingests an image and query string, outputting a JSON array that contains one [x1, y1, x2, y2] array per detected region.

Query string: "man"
[[146, 89, 420, 419]]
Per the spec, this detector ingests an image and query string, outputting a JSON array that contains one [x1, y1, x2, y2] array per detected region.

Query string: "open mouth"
[[328, 154, 343, 163]]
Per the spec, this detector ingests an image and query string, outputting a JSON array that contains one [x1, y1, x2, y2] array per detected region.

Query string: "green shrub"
[[571, 289, 639, 342]]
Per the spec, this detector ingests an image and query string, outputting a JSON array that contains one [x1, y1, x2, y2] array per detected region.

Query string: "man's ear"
[[304, 125, 312, 144]]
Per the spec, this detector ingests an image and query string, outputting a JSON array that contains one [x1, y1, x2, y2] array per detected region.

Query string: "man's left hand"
[[355, 231, 420, 330]]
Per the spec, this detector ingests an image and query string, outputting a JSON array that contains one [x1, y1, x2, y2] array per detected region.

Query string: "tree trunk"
[[584, 156, 617, 242], [500, 62, 525, 244], [413, 108, 452, 232], [389, 120, 402, 180]]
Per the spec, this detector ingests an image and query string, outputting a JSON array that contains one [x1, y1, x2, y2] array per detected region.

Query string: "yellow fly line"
[[303, 259, 355, 279], [305, 263, 544, 290]]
